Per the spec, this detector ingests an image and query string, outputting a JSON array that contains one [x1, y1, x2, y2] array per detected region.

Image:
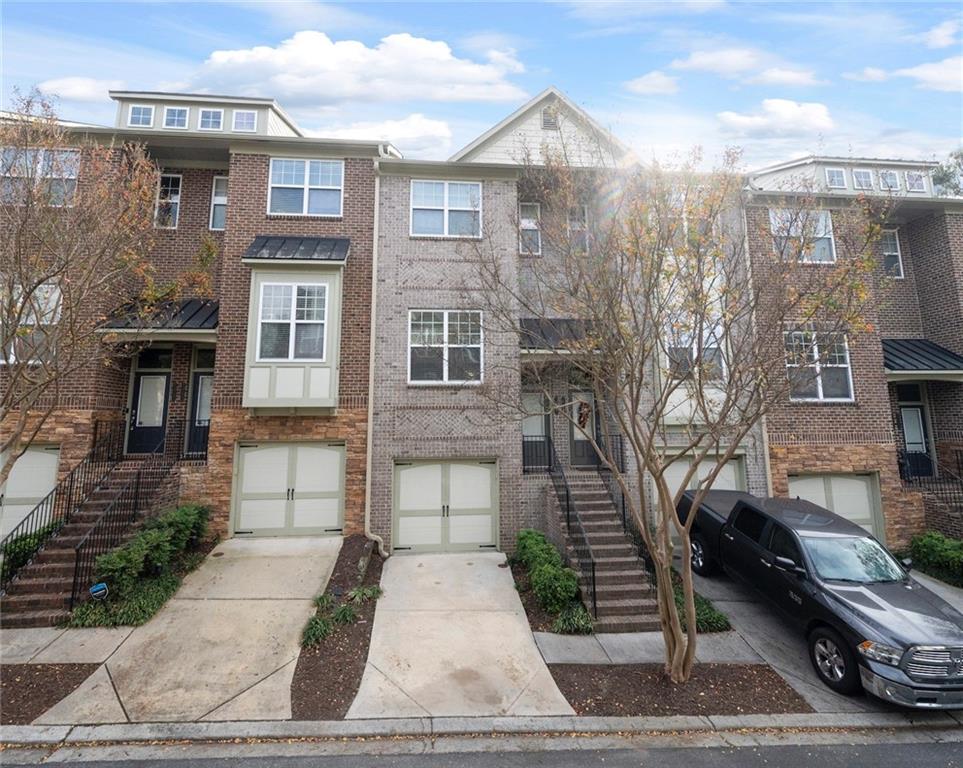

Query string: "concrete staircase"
[[566, 472, 660, 633], [0, 460, 146, 628]]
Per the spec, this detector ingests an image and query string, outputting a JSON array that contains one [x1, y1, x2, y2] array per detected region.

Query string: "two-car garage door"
[[393, 460, 498, 552]]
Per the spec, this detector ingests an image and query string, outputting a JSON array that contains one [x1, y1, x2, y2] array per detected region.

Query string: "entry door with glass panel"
[[896, 384, 933, 478], [521, 393, 550, 470], [127, 349, 172, 453], [187, 348, 215, 457], [570, 391, 600, 467]]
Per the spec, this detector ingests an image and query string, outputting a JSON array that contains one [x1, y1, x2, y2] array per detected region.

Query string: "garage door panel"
[[295, 446, 342, 493], [292, 497, 340, 529], [240, 446, 289, 495], [1, 446, 60, 538], [662, 458, 743, 494], [448, 514, 494, 545], [398, 515, 444, 548], [448, 463, 494, 511], [788, 474, 880, 539], [238, 499, 286, 531], [398, 464, 442, 512]]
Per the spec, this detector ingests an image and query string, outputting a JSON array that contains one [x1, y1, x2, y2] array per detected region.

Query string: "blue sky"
[[3, 1, 961, 166]]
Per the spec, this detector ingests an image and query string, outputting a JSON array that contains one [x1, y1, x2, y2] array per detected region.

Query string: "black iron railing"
[[547, 437, 598, 617], [522, 435, 552, 473], [595, 433, 648, 561], [0, 421, 125, 592], [901, 451, 963, 524], [69, 419, 185, 610]]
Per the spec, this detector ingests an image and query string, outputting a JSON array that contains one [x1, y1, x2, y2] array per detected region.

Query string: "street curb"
[[2, 710, 960, 746]]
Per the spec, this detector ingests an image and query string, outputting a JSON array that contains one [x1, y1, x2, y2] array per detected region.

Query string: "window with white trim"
[[2, 282, 61, 364], [879, 170, 899, 191], [905, 171, 926, 193], [519, 202, 541, 255], [128, 105, 154, 127], [1, 148, 80, 206], [164, 107, 188, 129], [209, 176, 228, 230], [269, 158, 343, 216], [881, 228, 903, 278], [198, 109, 223, 131], [770, 208, 835, 263], [257, 283, 327, 361], [155, 173, 182, 228], [408, 310, 482, 383], [410, 180, 481, 237], [666, 334, 725, 382], [784, 328, 853, 401], [825, 168, 846, 189], [233, 110, 257, 132], [568, 204, 589, 251], [852, 169, 873, 190]]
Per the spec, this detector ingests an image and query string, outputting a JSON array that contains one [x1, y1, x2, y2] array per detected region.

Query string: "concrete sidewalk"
[[535, 630, 760, 664]]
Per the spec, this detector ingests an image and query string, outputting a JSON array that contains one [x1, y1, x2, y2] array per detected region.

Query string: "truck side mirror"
[[901, 557, 913, 572], [774, 556, 806, 577]]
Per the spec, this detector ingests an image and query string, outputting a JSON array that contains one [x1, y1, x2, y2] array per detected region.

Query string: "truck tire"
[[689, 532, 715, 576], [808, 626, 861, 695]]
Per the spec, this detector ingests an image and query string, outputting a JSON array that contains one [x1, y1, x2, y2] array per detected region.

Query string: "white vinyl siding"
[[256, 282, 327, 362], [769, 208, 836, 264], [881, 228, 903, 278], [410, 180, 482, 238], [268, 158, 343, 217], [408, 310, 483, 384], [784, 329, 854, 402], [209, 175, 228, 230], [155, 173, 181, 228]]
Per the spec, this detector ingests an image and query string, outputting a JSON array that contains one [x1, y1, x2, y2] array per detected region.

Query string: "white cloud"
[[310, 113, 452, 158], [189, 31, 527, 105], [624, 70, 679, 95], [717, 99, 834, 137], [38, 76, 124, 102], [746, 67, 822, 86], [671, 47, 763, 76], [843, 67, 888, 82], [909, 19, 960, 49], [237, 1, 373, 31], [893, 56, 963, 92]]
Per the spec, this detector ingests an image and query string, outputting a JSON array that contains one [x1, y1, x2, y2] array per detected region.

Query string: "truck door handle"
[[723, 533, 734, 541], [760, 558, 772, 568]]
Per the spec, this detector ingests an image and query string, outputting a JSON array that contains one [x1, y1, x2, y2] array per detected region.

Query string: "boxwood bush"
[[514, 529, 589, 632], [516, 529, 562, 570], [910, 531, 963, 588], [530, 562, 579, 614]]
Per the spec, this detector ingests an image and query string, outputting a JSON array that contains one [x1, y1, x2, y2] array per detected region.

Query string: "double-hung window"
[[825, 168, 846, 189], [209, 176, 228, 230], [881, 229, 903, 277], [519, 202, 541, 255], [198, 109, 223, 131], [879, 170, 899, 191], [1, 148, 80, 206], [784, 327, 853, 401], [232, 110, 257, 132], [904, 171, 926, 193], [408, 310, 482, 384], [410, 180, 481, 237], [666, 334, 725, 383], [269, 158, 343, 216], [128, 105, 154, 127], [257, 283, 327, 361], [568, 204, 589, 252], [852, 169, 873, 190], [769, 208, 835, 263], [164, 107, 188, 129], [3, 282, 61, 364], [155, 173, 182, 228]]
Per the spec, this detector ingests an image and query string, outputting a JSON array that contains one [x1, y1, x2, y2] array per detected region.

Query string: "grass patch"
[[672, 578, 731, 633]]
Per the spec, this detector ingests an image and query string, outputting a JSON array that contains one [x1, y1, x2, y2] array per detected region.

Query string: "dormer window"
[[164, 107, 189, 129], [853, 169, 873, 190], [198, 109, 223, 131], [541, 107, 559, 131], [879, 170, 899, 191], [825, 168, 846, 189], [905, 171, 926, 193], [233, 110, 257, 132], [128, 105, 154, 128]]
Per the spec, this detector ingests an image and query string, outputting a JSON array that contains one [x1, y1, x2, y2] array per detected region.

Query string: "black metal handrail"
[[522, 435, 552, 473], [594, 433, 647, 561], [0, 421, 125, 592], [69, 419, 185, 609], [901, 450, 963, 521], [547, 437, 598, 617]]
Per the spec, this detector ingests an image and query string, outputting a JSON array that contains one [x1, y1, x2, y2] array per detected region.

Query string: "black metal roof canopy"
[[242, 236, 350, 262], [102, 298, 219, 330], [882, 338, 963, 374], [519, 318, 590, 350]]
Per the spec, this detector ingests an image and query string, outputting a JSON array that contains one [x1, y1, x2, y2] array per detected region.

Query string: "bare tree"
[[0, 92, 160, 488], [472, 147, 889, 682]]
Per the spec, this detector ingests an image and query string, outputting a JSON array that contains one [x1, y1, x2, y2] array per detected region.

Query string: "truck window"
[[767, 525, 802, 563], [732, 507, 767, 543]]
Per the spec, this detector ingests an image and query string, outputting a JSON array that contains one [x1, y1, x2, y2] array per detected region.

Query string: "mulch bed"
[[1, 663, 99, 724], [510, 560, 557, 632], [550, 663, 813, 716], [290, 535, 384, 720]]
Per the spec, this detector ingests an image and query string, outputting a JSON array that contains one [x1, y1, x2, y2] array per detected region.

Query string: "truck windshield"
[[801, 536, 905, 584]]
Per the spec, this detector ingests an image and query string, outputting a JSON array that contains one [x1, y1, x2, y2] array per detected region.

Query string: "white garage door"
[[393, 460, 498, 552], [788, 473, 883, 540], [1, 446, 60, 538], [662, 457, 744, 495], [233, 443, 344, 536]]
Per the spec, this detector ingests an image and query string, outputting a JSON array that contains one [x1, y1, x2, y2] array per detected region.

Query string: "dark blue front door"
[[128, 372, 170, 454]]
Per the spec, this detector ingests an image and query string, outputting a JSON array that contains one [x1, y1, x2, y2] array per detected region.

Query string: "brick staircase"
[[0, 459, 146, 628], [566, 472, 660, 633]]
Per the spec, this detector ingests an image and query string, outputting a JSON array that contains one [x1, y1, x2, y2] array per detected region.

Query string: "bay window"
[[257, 283, 327, 362]]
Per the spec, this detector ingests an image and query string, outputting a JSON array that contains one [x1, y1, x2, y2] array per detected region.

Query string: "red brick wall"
[[907, 212, 963, 356]]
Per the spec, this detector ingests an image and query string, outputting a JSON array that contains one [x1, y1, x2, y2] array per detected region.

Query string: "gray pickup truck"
[[677, 490, 963, 709]]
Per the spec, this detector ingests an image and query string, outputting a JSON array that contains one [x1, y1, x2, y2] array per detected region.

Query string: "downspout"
[[364, 156, 388, 557]]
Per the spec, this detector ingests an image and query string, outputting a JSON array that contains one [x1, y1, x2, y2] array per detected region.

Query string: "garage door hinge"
[[235, 530, 253, 535], [239, 444, 258, 448], [480, 460, 496, 465], [478, 544, 497, 549], [394, 546, 412, 551], [325, 528, 343, 533], [396, 462, 412, 466]]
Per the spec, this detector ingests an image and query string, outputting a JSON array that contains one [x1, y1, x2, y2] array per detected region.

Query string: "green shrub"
[[332, 603, 359, 625], [910, 531, 963, 587], [673, 580, 731, 633], [69, 573, 181, 627], [551, 602, 594, 634], [347, 585, 383, 604], [302, 614, 333, 646], [530, 563, 579, 614], [96, 538, 149, 597], [516, 529, 562, 571], [0, 522, 58, 582], [140, 527, 175, 574], [314, 593, 335, 612]]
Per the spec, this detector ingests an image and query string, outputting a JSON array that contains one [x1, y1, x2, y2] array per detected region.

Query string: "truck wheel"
[[808, 627, 861, 695], [689, 533, 715, 576]]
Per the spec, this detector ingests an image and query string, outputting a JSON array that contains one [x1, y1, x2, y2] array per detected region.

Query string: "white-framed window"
[[2, 282, 62, 364], [666, 336, 726, 383], [410, 180, 482, 238], [408, 309, 483, 384], [163, 106, 189, 129], [256, 282, 327, 362], [268, 158, 343, 217], [198, 109, 223, 131], [825, 168, 846, 189], [881, 228, 903, 278], [0, 147, 80, 206], [232, 110, 257, 132], [155, 173, 182, 229], [519, 202, 541, 255], [784, 327, 854, 402], [769, 208, 836, 264], [568, 204, 589, 251], [852, 169, 873, 190], [209, 175, 228, 230], [904, 171, 926, 193], [127, 104, 154, 127], [879, 170, 899, 191]]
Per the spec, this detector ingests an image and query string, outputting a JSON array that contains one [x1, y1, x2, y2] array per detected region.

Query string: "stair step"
[[15, 562, 76, 577], [592, 569, 649, 585], [593, 556, 644, 571], [593, 615, 662, 633], [1, 593, 71, 610], [593, 581, 651, 595], [0, 609, 70, 628], [3, 576, 73, 595], [595, 598, 658, 617]]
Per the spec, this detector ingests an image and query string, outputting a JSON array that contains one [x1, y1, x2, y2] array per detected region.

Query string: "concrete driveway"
[[35, 537, 341, 724], [347, 552, 574, 719]]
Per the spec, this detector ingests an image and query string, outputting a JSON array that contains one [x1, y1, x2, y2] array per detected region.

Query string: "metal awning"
[[882, 338, 963, 382], [99, 298, 218, 342], [519, 318, 590, 352], [242, 236, 350, 263]]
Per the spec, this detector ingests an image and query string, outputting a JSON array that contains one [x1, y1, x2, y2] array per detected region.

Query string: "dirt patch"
[[510, 560, 557, 632], [1, 663, 99, 724], [290, 535, 383, 720], [550, 663, 813, 716]]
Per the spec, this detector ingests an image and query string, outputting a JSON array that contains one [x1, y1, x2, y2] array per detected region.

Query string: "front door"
[[570, 391, 600, 467], [128, 372, 170, 453], [900, 406, 933, 478], [188, 372, 213, 456]]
